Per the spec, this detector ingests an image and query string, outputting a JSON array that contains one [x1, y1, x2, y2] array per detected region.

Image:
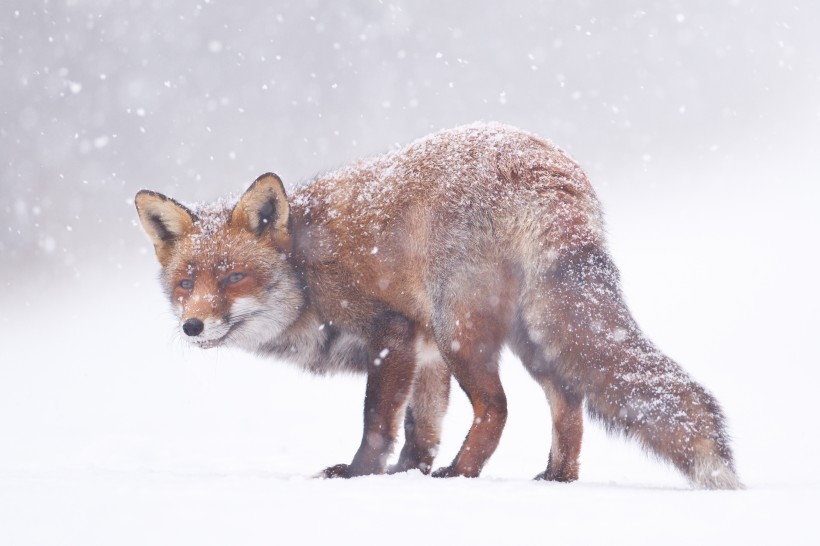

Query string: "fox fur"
[[135, 123, 740, 489]]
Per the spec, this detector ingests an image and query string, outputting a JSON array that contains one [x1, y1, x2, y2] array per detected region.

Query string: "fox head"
[[135, 173, 303, 351]]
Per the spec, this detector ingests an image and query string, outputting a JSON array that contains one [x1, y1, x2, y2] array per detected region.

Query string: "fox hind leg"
[[431, 301, 514, 478], [509, 319, 583, 482], [535, 377, 583, 482], [431, 342, 507, 478]]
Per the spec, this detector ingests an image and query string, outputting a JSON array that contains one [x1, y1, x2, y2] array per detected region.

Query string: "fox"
[[135, 123, 740, 489]]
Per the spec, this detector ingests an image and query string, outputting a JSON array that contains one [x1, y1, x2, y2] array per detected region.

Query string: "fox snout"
[[178, 314, 231, 348], [182, 318, 204, 337]]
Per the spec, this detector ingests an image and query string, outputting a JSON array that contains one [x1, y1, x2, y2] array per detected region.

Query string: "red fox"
[[136, 123, 740, 489]]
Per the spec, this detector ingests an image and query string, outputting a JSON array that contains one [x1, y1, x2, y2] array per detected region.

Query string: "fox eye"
[[179, 279, 194, 290], [225, 272, 246, 285]]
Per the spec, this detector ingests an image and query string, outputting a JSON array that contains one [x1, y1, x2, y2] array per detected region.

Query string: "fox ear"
[[231, 172, 290, 249], [134, 190, 197, 261]]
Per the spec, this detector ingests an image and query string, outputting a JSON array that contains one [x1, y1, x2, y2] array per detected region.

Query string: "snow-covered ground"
[[3, 3, 820, 542], [2, 154, 819, 544]]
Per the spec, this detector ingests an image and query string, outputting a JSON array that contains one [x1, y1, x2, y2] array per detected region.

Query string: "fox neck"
[[253, 303, 369, 375]]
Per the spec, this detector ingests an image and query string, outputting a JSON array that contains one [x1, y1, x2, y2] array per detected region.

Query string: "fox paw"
[[387, 459, 432, 475], [431, 465, 463, 478], [320, 464, 352, 479], [534, 469, 578, 483]]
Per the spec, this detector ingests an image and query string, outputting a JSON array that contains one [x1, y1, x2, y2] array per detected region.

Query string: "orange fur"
[[136, 124, 740, 488]]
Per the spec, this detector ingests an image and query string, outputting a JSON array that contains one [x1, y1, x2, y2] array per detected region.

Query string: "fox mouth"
[[191, 337, 226, 349], [189, 321, 242, 349]]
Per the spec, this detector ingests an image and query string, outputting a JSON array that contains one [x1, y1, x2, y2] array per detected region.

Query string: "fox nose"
[[182, 318, 204, 337]]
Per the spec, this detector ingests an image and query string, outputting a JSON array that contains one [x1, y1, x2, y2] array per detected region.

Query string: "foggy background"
[[3, 0, 818, 289], [3, 2, 820, 543]]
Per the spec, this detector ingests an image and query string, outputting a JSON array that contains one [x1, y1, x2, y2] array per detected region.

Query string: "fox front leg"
[[322, 313, 418, 478], [388, 346, 451, 475]]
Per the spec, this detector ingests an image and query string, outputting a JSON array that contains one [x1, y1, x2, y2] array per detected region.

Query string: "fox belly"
[[136, 123, 740, 488]]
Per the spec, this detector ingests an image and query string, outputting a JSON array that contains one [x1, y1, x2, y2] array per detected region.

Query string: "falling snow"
[[2, 2, 819, 545]]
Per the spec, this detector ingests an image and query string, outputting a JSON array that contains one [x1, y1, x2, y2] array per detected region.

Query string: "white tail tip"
[[691, 456, 744, 490]]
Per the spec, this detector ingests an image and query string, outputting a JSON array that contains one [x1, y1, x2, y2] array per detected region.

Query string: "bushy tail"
[[540, 244, 742, 489], [583, 342, 742, 489]]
